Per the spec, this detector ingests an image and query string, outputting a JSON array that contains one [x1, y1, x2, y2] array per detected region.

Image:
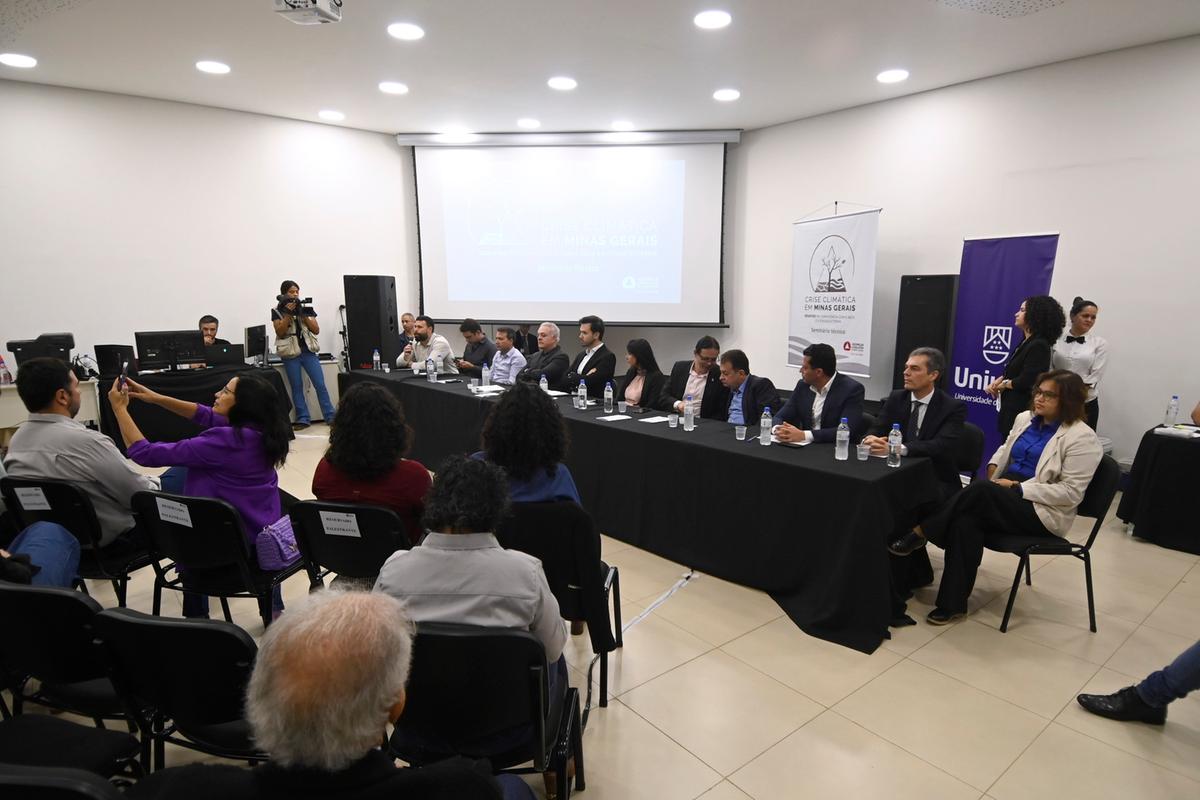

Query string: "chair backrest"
[[289, 500, 410, 580], [395, 622, 547, 761], [93, 607, 258, 730], [495, 501, 616, 654], [131, 490, 255, 574], [1077, 454, 1121, 548], [0, 582, 107, 686], [0, 764, 125, 800], [956, 422, 985, 478], [0, 476, 105, 550]]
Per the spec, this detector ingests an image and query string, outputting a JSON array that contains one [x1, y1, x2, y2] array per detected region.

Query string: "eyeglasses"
[[1033, 389, 1059, 399]]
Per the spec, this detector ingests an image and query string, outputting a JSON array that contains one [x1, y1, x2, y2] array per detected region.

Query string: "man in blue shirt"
[[718, 350, 780, 426], [489, 327, 527, 385]]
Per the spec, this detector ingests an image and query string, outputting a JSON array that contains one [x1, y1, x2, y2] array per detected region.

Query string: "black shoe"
[[926, 608, 965, 625], [890, 613, 917, 628], [888, 530, 927, 556], [292, 422, 310, 431], [1076, 687, 1167, 725]]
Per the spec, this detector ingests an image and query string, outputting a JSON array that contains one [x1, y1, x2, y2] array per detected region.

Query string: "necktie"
[[906, 400, 921, 440], [1066, 335, 1085, 344]]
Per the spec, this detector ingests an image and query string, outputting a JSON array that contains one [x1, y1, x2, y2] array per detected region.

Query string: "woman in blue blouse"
[[475, 381, 580, 503]]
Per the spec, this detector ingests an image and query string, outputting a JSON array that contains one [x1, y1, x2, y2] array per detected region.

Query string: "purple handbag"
[[255, 515, 301, 571]]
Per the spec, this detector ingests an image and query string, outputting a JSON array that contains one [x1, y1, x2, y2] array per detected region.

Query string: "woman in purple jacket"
[[109, 372, 291, 618]]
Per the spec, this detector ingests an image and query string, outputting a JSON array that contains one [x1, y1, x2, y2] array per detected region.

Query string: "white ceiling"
[[3, 0, 1200, 135]]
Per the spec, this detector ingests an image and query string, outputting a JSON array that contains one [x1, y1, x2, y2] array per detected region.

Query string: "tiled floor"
[[12, 425, 1200, 798]]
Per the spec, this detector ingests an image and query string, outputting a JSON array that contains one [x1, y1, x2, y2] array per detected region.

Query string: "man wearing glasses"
[[658, 336, 729, 421]]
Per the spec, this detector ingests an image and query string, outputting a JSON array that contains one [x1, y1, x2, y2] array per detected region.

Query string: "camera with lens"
[[276, 294, 312, 307]]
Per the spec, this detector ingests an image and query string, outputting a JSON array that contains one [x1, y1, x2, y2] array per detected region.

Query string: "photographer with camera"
[[271, 280, 335, 430]]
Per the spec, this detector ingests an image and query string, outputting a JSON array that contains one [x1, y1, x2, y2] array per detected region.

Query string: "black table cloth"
[[1117, 428, 1200, 555], [98, 366, 291, 454], [342, 370, 941, 652]]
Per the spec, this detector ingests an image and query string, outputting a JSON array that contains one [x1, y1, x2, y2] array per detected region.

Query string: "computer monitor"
[[6, 333, 75, 367], [94, 344, 138, 377], [205, 343, 245, 366], [244, 324, 268, 363], [134, 330, 207, 371]]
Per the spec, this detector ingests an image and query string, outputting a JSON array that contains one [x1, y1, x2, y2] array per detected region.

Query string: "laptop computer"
[[205, 343, 246, 367]]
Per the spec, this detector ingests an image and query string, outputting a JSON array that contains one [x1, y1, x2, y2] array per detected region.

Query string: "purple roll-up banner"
[[950, 234, 1058, 472]]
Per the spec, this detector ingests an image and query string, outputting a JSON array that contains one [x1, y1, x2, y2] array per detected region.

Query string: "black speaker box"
[[893, 274, 959, 390], [344, 275, 401, 370]]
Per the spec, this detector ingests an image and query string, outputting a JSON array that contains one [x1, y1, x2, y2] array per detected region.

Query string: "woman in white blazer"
[[888, 369, 1102, 624]]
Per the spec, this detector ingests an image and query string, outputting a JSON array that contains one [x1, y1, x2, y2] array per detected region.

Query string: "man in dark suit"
[[198, 315, 230, 346], [515, 322, 570, 387], [658, 335, 729, 420], [772, 343, 865, 443], [512, 324, 538, 355], [719, 349, 781, 425], [562, 315, 616, 396]]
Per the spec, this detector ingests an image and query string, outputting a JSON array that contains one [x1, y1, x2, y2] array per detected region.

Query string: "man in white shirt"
[[489, 327, 527, 385], [660, 336, 728, 419], [772, 342, 865, 443], [562, 315, 616, 396], [398, 315, 459, 374]]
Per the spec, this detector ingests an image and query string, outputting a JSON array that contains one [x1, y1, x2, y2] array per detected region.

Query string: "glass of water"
[[668, 413, 679, 428], [856, 443, 870, 461], [735, 425, 748, 441]]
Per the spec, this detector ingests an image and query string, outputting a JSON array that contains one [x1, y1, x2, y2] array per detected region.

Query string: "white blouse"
[[1051, 332, 1108, 403]]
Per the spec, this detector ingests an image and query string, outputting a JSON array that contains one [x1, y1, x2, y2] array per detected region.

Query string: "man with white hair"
[[515, 321, 569, 388], [128, 591, 530, 799]]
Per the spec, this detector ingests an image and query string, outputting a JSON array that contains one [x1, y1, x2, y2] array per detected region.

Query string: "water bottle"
[[426, 357, 436, 383], [481, 362, 490, 387], [0, 355, 12, 385], [604, 382, 615, 413], [371, 348, 381, 371], [887, 423, 903, 468], [683, 395, 695, 431], [539, 373, 549, 393], [836, 417, 850, 461], [1164, 395, 1180, 426], [759, 407, 772, 445], [577, 379, 587, 410]]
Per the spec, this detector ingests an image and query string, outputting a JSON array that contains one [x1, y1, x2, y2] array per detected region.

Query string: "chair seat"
[[0, 714, 138, 776], [176, 718, 262, 756], [34, 677, 124, 719], [986, 533, 1077, 555]]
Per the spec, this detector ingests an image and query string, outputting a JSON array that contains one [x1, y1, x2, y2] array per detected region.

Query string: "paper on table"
[[597, 414, 632, 421], [770, 435, 811, 447], [472, 385, 506, 394], [639, 416, 671, 423], [544, 389, 568, 397]]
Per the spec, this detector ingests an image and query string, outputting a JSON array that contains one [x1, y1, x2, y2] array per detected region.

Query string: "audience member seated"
[[718, 350, 781, 425], [199, 314, 229, 346], [0, 521, 80, 587], [772, 342, 865, 443], [454, 319, 497, 378], [127, 591, 523, 800], [986, 295, 1065, 437], [890, 370, 1102, 625], [515, 323, 570, 387], [475, 382, 580, 503], [488, 327, 527, 385], [659, 335, 729, 420], [562, 315, 616, 397], [110, 373, 292, 618], [512, 324, 537, 355], [399, 315, 459, 374], [398, 311, 416, 351], [312, 383, 431, 544], [615, 338, 666, 409], [4, 357, 159, 554]]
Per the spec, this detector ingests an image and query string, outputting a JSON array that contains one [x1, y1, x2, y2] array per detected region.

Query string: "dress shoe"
[[926, 608, 965, 625], [292, 421, 310, 431], [888, 530, 927, 556], [1076, 687, 1167, 725]]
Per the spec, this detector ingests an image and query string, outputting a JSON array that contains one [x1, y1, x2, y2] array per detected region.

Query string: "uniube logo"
[[954, 325, 1014, 391]]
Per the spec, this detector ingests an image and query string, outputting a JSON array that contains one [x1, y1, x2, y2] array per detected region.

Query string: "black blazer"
[[616, 369, 667, 407], [772, 373, 866, 443], [725, 375, 782, 425], [516, 345, 569, 386], [872, 388, 967, 493], [510, 329, 537, 355], [563, 344, 617, 396], [659, 360, 729, 419], [999, 336, 1052, 436]]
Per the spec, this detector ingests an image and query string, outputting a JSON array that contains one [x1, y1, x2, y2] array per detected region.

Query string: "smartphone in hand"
[[119, 361, 129, 390]]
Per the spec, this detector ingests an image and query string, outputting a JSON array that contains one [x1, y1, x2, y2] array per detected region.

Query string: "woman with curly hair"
[[475, 381, 581, 503], [312, 383, 431, 543], [987, 294, 1065, 436]]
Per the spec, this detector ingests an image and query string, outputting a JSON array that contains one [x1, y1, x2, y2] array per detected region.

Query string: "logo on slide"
[[808, 235, 854, 293], [982, 325, 1013, 365]]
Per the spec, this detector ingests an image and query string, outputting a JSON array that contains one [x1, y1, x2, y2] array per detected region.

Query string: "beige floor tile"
[[1105, 625, 1197, 683], [722, 616, 902, 706], [600, 533, 633, 559], [561, 600, 643, 674], [649, 572, 782, 647], [568, 700, 722, 800], [1143, 586, 1200, 640], [607, 547, 695, 603], [584, 607, 713, 697], [972, 587, 1139, 665], [620, 650, 822, 776], [730, 711, 979, 800], [1027, 556, 1170, 624], [1056, 667, 1200, 784], [695, 781, 753, 800], [990, 723, 1200, 799], [833, 659, 1047, 791], [1086, 535, 1196, 589], [1172, 560, 1200, 598], [909, 620, 1099, 719]]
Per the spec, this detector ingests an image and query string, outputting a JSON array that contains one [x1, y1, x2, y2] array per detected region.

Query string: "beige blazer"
[[989, 410, 1102, 536]]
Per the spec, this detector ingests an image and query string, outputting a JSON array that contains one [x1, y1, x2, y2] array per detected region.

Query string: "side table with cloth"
[[1117, 428, 1200, 555]]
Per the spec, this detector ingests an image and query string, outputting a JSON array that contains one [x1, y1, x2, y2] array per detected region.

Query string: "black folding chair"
[[956, 422, 985, 484], [0, 716, 141, 783], [987, 455, 1121, 633], [495, 500, 621, 725], [0, 764, 129, 799], [131, 490, 303, 629], [0, 477, 153, 606], [93, 607, 265, 771], [289, 500, 411, 590], [389, 623, 584, 799], [0, 582, 128, 728]]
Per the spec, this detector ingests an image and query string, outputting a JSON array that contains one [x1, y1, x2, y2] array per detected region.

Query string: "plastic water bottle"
[[604, 382, 615, 413], [887, 423, 903, 468], [0, 355, 12, 385], [759, 407, 772, 446], [481, 362, 490, 387], [836, 417, 851, 461], [1164, 395, 1180, 426], [539, 373, 549, 393], [577, 379, 587, 410], [371, 348, 381, 371], [684, 395, 695, 431], [426, 357, 436, 383]]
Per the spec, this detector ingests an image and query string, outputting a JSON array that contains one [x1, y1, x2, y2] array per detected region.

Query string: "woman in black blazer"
[[615, 338, 666, 408], [987, 295, 1065, 436]]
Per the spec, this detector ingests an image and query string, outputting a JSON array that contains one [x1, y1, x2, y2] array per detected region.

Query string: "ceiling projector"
[[273, 0, 342, 25]]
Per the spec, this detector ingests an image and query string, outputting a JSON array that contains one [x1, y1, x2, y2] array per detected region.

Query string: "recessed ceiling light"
[[0, 53, 38, 69], [387, 22, 425, 41], [712, 88, 740, 102], [517, 118, 541, 130], [195, 60, 230, 75], [318, 109, 345, 122], [435, 127, 478, 144], [378, 81, 409, 95], [876, 68, 910, 84], [693, 10, 732, 30], [547, 76, 577, 91], [611, 120, 635, 132]]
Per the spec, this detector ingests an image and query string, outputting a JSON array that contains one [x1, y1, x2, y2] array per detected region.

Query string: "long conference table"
[[342, 370, 941, 653]]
